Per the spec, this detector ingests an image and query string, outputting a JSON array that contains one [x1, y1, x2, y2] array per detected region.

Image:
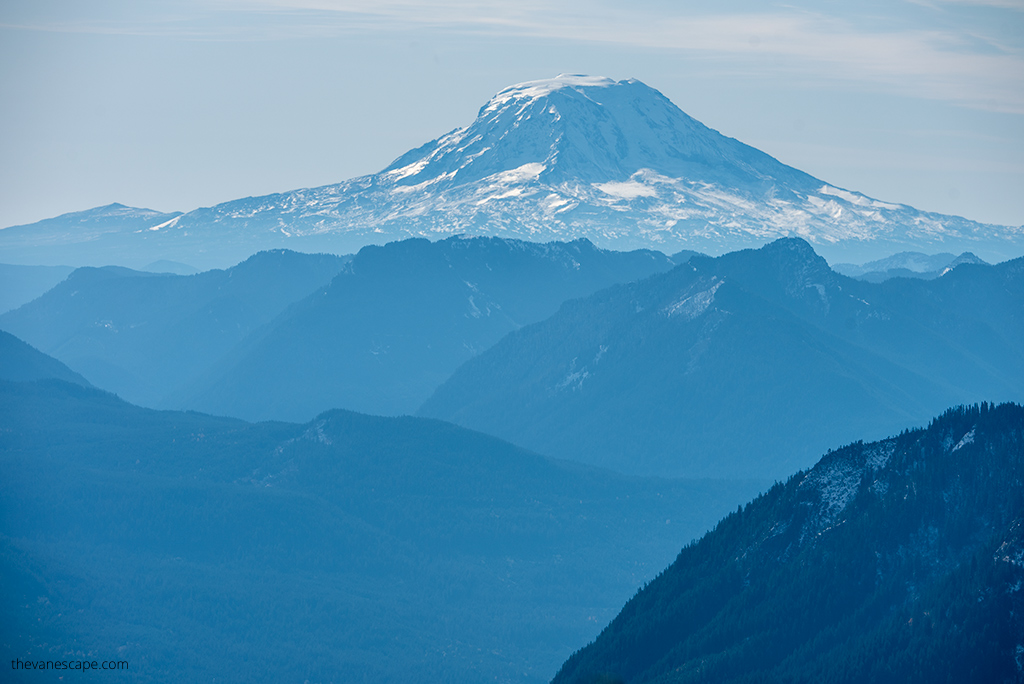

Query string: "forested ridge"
[[0, 378, 762, 683], [554, 402, 1024, 684]]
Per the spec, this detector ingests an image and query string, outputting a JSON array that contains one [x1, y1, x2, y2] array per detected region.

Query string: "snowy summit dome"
[[138, 74, 1018, 263], [483, 74, 620, 113]]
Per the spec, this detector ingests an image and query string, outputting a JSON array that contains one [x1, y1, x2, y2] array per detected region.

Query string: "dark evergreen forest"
[[553, 403, 1024, 684]]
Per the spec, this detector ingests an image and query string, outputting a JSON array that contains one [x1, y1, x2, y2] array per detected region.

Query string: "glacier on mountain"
[[164, 74, 1017, 262], [4, 75, 1021, 267]]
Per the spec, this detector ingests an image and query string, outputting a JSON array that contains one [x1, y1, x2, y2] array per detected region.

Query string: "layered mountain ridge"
[[0, 203, 182, 266], [0, 250, 349, 407], [176, 236, 674, 420], [0, 236, 673, 419], [421, 238, 1024, 479], [0, 377, 762, 684], [3, 76, 1020, 268], [834, 250, 988, 282]]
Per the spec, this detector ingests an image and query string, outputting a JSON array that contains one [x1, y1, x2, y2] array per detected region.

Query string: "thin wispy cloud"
[[246, 0, 1024, 113], [4, 0, 1023, 112], [921, 0, 1024, 10]]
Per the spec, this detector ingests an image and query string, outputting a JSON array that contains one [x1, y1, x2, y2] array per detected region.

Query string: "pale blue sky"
[[2, 0, 1022, 229]]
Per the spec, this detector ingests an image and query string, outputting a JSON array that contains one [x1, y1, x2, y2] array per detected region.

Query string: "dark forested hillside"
[[0, 330, 91, 386], [0, 250, 348, 407], [553, 402, 1024, 684], [421, 239, 1024, 479], [0, 379, 762, 683], [179, 236, 674, 420], [705, 240, 1024, 403]]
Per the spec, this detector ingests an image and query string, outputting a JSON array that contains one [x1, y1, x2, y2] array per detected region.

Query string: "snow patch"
[[148, 216, 180, 231], [542, 193, 573, 214], [389, 171, 455, 194], [951, 428, 975, 452], [799, 449, 875, 539], [477, 188, 527, 204], [387, 159, 429, 180], [865, 440, 896, 470], [555, 357, 590, 392], [484, 163, 546, 186], [813, 462, 860, 519], [665, 280, 722, 321], [809, 283, 828, 311], [595, 180, 657, 199], [484, 75, 617, 113], [819, 185, 900, 210], [467, 295, 482, 318], [304, 420, 332, 446], [996, 538, 1024, 567]]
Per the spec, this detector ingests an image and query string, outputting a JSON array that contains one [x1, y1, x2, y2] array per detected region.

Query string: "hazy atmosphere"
[[3, 3, 1024, 684]]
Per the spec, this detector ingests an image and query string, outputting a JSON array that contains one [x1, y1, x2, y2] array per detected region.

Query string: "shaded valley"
[[0, 375, 763, 683]]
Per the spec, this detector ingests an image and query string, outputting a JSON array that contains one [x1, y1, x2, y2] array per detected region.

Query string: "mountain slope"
[[702, 240, 1024, 402], [4, 77, 1019, 268], [0, 250, 348, 407], [420, 239, 1024, 479], [0, 331, 91, 386], [178, 236, 673, 421], [0, 203, 182, 267], [833, 251, 988, 282], [0, 379, 763, 684], [101, 77, 1024, 263], [553, 402, 1024, 684]]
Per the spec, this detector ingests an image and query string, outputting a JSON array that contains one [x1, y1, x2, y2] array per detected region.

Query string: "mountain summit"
[[381, 75, 818, 192], [4, 76, 1020, 267]]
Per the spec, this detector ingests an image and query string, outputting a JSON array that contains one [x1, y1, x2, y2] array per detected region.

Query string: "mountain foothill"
[[3, 235, 1023, 682], [553, 402, 1024, 684], [0, 376, 763, 683], [2, 73, 1023, 683]]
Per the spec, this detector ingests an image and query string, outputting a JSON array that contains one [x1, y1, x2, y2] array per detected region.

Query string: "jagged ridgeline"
[[1, 237, 673, 420], [421, 239, 1024, 479], [553, 402, 1024, 684]]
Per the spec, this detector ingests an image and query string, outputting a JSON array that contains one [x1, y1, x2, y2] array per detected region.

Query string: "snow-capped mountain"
[[3, 76, 1021, 267], [0, 204, 182, 267]]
